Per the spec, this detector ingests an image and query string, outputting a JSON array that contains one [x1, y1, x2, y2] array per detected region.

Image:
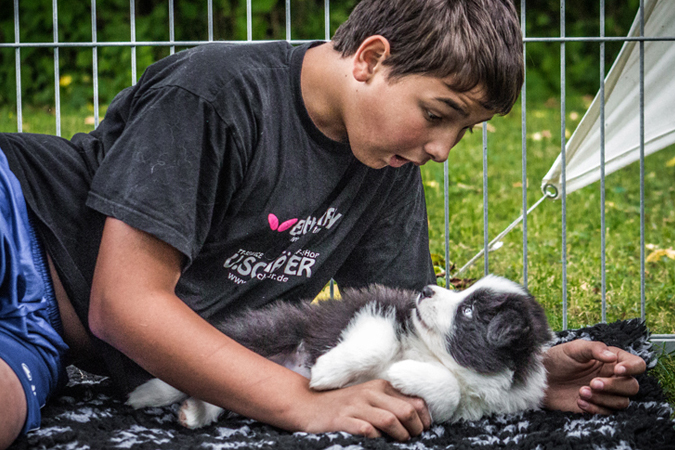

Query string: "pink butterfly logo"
[[268, 213, 298, 232]]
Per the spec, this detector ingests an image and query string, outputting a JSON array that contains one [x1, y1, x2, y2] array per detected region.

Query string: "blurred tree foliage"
[[524, 0, 642, 101], [0, 0, 356, 107], [0, 0, 642, 109]]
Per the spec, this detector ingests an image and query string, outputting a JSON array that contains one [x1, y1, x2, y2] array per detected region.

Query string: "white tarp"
[[541, 0, 675, 197]]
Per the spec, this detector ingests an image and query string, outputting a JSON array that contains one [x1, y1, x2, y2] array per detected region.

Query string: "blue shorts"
[[0, 147, 69, 435]]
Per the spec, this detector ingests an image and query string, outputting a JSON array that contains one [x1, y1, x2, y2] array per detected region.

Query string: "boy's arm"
[[88, 217, 430, 441]]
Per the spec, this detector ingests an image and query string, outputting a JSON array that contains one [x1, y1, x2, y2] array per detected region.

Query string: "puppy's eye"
[[462, 306, 473, 319]]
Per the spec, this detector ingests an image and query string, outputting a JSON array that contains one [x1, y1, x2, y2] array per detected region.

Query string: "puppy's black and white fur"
[[127, 275, 553, 429]]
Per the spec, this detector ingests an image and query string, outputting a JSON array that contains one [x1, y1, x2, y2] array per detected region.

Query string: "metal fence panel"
[[1, 1, 673, 352]]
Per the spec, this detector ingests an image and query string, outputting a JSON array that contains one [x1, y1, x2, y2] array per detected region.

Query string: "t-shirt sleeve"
[[86, 86, 242, 263], [334, 167, 436, 292]]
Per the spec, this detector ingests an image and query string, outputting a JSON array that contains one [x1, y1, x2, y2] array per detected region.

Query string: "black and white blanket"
[[10, 319, 675, 450]]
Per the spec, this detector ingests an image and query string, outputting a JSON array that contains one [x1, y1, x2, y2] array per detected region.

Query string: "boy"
[[0, 0, 645, 447]]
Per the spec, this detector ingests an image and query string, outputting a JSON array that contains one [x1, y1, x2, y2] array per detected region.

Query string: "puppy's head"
[[414, 275, 552, 384]]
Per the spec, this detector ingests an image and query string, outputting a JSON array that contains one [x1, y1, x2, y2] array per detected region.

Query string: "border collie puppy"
[[127, 275, 553, 429]]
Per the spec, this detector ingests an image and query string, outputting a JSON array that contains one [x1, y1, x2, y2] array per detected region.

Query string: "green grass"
[[651, 341, 675, 419], [2, 100, 674, 409], [652, 349, 675, 416], [0, 104, 104, 136]]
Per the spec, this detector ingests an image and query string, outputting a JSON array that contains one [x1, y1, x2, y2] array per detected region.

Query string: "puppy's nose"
[[420, 286, 435, 300]]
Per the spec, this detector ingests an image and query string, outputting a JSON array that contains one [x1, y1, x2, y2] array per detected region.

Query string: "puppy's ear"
[[486, 309, 529, 346]]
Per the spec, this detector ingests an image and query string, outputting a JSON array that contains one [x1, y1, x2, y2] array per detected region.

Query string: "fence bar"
[[208, 0, 214, 42], [639, 0, 645, 320], [600, 0, 606, 322], [523, 36, 675, 43], [444, 161, 450, 287], [0, 40, 316, 49], [325, 0, 330, 41], [247, 0, 252, 41], [169, 0, 175, 55], [52, 0, 61, 137], [130, 0, 136, 85], [327, 0, 334, 297], [91, 0, 99, 128], [652, 335, 675, 353], [13, 0, 22, 132], [286, 0, 292, 41], [521, 0, 528, 288], [4, 36, 675, 50], [560, 0, 568, 330], [482, 122, 489, 276]]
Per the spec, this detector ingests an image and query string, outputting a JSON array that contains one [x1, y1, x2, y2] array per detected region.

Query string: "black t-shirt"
[[1, 41, 435, 390]]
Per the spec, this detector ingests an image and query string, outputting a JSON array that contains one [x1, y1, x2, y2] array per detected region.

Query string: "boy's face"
[[345, 71, 494, 169]]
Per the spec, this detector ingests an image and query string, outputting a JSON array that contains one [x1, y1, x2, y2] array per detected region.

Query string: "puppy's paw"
[[127, 378, 187, 409], [385, 360, 460, 423], [385, 360, 427, 395], [309, 353, 354, 390], [179, 397, 224, 429]]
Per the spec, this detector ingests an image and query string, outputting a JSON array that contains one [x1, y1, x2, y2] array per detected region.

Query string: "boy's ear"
[[351, 35, 390, 82]]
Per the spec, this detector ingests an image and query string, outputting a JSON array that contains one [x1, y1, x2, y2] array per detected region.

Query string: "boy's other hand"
[[299, 379, 430, 441], [543, 339, 646, 414]]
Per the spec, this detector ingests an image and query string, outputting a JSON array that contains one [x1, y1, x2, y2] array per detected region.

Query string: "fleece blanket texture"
[[9, 319, 675, 450]]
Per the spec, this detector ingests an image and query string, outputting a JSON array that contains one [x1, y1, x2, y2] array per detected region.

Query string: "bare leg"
[[0, 357, 27, 450]]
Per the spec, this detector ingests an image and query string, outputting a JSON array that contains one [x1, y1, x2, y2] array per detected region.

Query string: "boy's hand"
[[299, 379, 431, 441], [543, 340, 646, 414]]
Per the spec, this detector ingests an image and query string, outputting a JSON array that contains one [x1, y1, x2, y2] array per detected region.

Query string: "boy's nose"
[[424, 140, 453, 163]]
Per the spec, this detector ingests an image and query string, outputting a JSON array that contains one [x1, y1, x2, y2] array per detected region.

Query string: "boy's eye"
[[425, 110, 442, 122]]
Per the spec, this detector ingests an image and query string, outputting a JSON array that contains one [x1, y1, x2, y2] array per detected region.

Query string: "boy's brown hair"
[[332, 0, 523, 115]]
